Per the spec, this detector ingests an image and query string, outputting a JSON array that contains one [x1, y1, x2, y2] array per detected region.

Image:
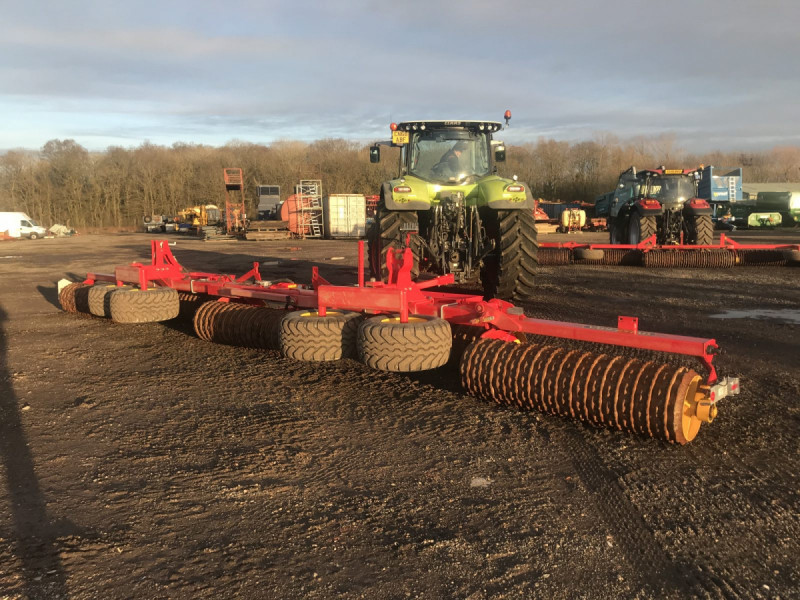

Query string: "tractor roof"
[[395, 120, 503, 132], [641, 168, 698, 176]]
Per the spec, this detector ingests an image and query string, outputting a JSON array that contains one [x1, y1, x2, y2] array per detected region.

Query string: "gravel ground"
[[0, 230, 798, 599]]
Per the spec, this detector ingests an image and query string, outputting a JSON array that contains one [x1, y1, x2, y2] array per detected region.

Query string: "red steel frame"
[[541, 232, 800, 253], [84, 240, 724, 384], [223, 168, 247, 233]]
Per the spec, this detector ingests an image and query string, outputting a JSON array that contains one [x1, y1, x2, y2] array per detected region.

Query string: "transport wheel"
[[59, 282, 90, 314], [575, 248, 604, 261], [109, 287, 179, 323], [627, 213, 656, 244], [29, 232, 39, 240], [88, 284, 129, 317], [686, 214, 714, 245], [279, 310, 363, 361], [481, 209, 538, 301], [367, 201, 422, 282], [784, 249, 800, 266], [358, 314, 451, 372]]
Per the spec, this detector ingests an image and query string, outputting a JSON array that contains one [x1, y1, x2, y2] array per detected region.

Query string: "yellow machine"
[[176, 205, 220, 227]]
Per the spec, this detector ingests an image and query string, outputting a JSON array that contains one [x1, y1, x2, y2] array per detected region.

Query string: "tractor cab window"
[[644, 177, 695, 202], [409, 130, 490, 183]]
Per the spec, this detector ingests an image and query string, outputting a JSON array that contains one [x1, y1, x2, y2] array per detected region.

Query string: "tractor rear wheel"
[[279, 310, 363, 361], [367, 202, 422, 282], [686, 214, 713, 245], [481, 209, 538, 301], [358, 314, 451, 372], [627, 212, 657, 244], [109, 287, 180, 323], [609, 216, 627, 244]]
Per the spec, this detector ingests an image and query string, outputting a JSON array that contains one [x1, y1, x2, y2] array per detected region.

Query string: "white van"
[[0, 212, 47, 239]]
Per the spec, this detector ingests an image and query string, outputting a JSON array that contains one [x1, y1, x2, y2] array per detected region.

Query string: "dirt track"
[[1, 231, 798, 599]]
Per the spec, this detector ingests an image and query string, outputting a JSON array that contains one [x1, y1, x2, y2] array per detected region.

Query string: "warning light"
[[390, 123, 398, 131], [504, 110, 512, 125]]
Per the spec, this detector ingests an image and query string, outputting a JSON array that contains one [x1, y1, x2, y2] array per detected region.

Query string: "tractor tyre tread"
[[688, 214, 714, 245], [481, 209, 538, 301], [367, 201, 422, 282]]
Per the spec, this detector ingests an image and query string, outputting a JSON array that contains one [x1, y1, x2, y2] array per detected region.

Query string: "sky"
[[1, 0, 799, 152]]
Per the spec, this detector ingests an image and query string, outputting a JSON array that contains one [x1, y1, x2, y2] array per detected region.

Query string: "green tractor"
[[367, 115, 538, 300]]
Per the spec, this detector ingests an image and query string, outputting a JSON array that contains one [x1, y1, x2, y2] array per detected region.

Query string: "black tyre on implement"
[[109, 287, 180, 323], [368, 202, 422, 281], [279, 310, 363, 361], [358, 315, 451, 372], [481, 209, 538, 301]]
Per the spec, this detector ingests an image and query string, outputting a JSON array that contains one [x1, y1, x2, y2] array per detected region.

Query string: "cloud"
[[0, 0, 798, 151]]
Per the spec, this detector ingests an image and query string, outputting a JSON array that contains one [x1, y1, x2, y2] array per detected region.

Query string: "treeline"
[[0, 136, 798, 229]]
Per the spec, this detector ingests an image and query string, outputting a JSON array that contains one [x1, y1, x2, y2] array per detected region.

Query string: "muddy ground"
[[0, 230, 798, 599]]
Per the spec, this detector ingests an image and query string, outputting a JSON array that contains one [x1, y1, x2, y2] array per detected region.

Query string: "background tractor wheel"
[[358, 315, 451, 372], [109, 287, 180, 323], [59, 282, 90, 314], [367, 203, 422, 282], [609, 216, 627, 244], [88, 284, 129, 317], [686, 214, 714, 245], [627, 212, 656, 244], [279, 310, 363, 361], [481, 209, 538, 301]]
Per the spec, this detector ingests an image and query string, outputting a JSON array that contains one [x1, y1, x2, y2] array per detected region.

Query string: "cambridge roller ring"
[[460, 338, 718, 444]]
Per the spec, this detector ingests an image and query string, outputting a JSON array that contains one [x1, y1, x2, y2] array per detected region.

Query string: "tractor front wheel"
[[358, 315, 451, 372]]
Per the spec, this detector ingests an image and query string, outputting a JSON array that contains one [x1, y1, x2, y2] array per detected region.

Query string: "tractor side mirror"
[[494, 145, 506, 163], [369, 145, 381, 163]]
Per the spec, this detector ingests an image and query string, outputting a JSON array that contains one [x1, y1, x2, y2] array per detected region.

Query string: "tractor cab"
[[371, 121, 507, 185], [636, 168, 700, 210]]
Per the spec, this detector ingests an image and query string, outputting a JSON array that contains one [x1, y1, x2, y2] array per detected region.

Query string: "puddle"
[[709, 309, 800, 325]]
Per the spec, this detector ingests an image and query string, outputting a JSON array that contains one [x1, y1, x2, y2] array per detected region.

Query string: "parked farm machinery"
[[59, 240, 740, 444], [538, 233, 800, 268]]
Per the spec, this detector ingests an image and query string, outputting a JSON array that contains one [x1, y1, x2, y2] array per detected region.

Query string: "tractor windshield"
[[643, 176, 696, 203], [408, 130, 490, 183]]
